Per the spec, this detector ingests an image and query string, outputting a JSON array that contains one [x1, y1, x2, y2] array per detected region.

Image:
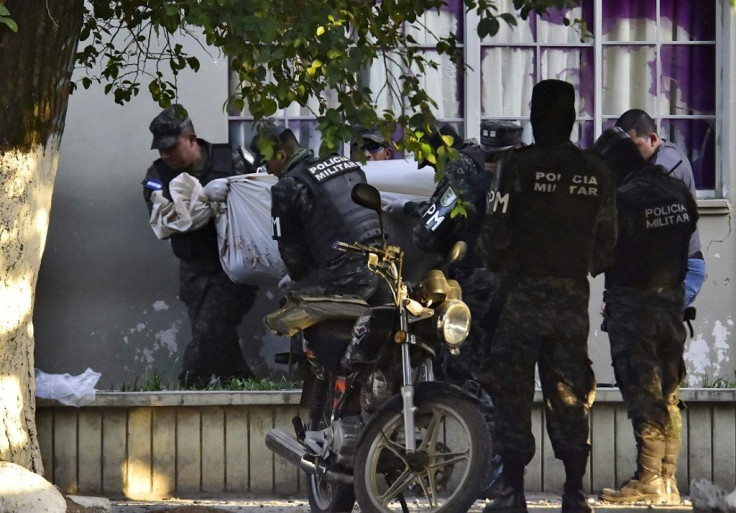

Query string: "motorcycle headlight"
[[434, 299, 471, 348]]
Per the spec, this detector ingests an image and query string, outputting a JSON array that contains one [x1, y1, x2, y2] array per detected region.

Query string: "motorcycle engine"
[[327, 416, 363, 467], [360, 369, 394, 418]]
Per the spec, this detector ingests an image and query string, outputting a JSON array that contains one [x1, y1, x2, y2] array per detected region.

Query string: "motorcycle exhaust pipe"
[[265, 428, 353, 485]]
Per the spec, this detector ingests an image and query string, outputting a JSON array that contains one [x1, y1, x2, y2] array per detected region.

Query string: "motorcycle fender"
[[357, 381, 481, 445]]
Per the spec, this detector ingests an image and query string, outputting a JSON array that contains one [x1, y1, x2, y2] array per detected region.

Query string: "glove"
[[278, 274, 293, 290], [203, 178, 229, 202], [384, 199, 408, 214]]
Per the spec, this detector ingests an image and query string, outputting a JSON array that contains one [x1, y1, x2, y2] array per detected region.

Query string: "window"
[[228, 0, 721, 194]]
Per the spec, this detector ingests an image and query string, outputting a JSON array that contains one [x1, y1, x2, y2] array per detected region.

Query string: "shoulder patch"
[[144, 178, 163, 191]]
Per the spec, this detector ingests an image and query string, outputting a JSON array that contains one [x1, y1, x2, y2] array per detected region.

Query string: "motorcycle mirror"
[[238, 145, 260, 173], [352, 183, 386, 246], [351, 183, 382, 212]]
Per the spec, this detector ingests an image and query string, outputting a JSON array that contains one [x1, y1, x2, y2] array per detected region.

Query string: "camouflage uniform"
[[603, 287, 686, 445], [480, 276, 597, 460], [597, 155, 697, 504], [475, 139, 616, 470], [143, 138, 258, 388], [178, 259, 258, 384], [270, 148, 385, 301]]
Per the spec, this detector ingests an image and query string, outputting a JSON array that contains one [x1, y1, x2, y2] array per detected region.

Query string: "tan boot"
[[599, 475, 665, 504], [662, 438, 682, 504], [599, 438, 667, 504], [662, 475, 681, 504]]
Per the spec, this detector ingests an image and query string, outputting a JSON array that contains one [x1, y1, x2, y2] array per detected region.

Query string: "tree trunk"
[[0, 0, 84, 472]]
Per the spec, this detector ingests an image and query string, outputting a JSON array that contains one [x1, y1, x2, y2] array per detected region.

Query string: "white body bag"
[[216, 173, 287, 286]]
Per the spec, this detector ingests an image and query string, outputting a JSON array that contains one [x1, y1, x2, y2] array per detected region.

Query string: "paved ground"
[[108, 495, 694, 512]]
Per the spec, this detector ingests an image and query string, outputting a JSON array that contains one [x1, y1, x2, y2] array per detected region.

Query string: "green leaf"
[[478, 17, 500, 38], [186, 56, 200, 72], [0, 17, 18, 32]]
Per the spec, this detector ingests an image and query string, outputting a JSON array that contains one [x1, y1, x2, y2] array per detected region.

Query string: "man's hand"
[[203, 178, 229, 202]]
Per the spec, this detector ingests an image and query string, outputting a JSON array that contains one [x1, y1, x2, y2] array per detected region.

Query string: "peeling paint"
[[684, 316, 733, 386], [141, 348, 154, 364], [128, 323, 146, 334], [712, 319, 732, 364], [154, 321, 181, 356], [152, 300, 169, 311], [684, 335, 711, 379]]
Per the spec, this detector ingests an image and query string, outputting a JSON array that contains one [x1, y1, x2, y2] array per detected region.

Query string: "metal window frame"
[[470, 0, 723, 196], [227, 0, 729, 197]]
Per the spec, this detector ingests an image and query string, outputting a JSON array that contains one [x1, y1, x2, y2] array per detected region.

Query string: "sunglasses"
[[363, 141, 387, 153]]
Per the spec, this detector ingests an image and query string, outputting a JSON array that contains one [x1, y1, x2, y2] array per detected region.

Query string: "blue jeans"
[[685, 257, 706, 306]]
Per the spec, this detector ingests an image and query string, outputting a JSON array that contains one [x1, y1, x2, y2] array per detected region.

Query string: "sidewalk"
[[109, 495, 694, 512]]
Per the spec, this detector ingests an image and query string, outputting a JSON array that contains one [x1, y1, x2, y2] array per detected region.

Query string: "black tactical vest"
[[606, 166, 696, 289], [286, 155, 382, 267], [146, 141, 239, 262]]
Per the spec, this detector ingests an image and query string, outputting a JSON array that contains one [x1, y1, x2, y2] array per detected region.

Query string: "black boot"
[[562, 483, 592, 513], [561, 453, 592, 513], [483, 457, 527, 513]]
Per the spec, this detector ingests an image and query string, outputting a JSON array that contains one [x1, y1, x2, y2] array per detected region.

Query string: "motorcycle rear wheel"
[[306, 375, 357, 513], [353, 393, 491, 513]]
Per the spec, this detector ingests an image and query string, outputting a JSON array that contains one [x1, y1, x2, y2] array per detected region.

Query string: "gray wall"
[[33, 43, 289, 389]]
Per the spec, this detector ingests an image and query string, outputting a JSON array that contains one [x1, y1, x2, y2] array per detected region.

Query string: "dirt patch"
[[66, 497, 233, 513], [147, 508, 232, 513], [65, 497, 108, 513]]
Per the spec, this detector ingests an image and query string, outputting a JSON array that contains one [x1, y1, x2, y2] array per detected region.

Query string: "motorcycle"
[[264, 183, 492, 513]]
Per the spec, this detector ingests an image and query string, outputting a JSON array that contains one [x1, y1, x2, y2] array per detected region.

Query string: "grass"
[[699, 370, 736, 388], [113, 371, 301, 392]]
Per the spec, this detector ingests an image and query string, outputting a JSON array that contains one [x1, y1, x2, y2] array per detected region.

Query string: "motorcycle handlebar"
[[333, 241, 372, 254]]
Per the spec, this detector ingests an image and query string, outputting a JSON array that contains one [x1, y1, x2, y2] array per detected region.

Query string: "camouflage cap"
[[480, 120, 523, 152], [149, 104, 193, 150], [353, 125, 386, 145]]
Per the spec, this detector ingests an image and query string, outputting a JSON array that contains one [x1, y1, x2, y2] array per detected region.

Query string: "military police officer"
[[251, 123, 385, 300], [142, 105, 259, 389], [615, 109, 705, 307], [593, 127, 698, 506], [411, 122, 522, 384], [476, 80, 617, 513]]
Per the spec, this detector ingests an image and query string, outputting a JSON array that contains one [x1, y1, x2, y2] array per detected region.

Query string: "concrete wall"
[[33, 29, 735, 390], [33, 36, 291, 389], [36, 388, 736, 498]]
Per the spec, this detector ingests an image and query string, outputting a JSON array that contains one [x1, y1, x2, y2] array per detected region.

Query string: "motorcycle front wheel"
[[305, 375, 357, 513], [354, 393, 491, 513]]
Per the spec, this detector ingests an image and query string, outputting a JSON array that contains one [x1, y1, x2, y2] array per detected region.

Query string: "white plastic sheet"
[[148, 172, 215, 239], [35, 368, 101, 407], [216, 173, 287, 286]]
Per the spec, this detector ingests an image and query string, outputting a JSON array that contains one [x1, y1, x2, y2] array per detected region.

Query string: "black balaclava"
[[592, 126, 646, 186], [530, 79, 576, 145]]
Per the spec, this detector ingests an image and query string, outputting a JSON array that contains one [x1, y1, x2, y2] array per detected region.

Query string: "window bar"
[[593, 0, 603, 138], [465, 8, 482, 141]]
